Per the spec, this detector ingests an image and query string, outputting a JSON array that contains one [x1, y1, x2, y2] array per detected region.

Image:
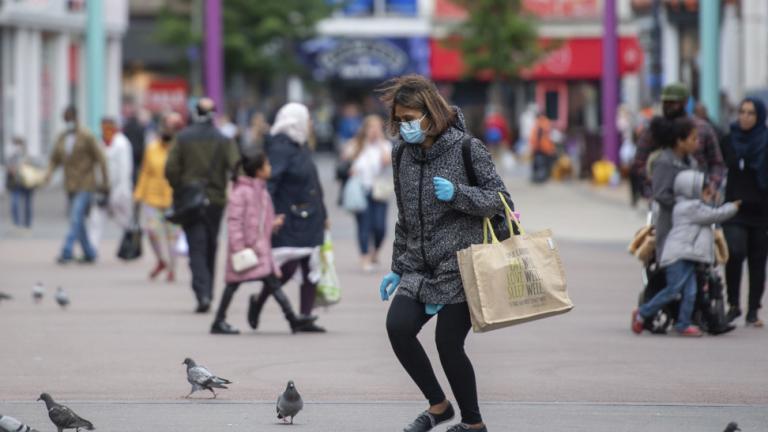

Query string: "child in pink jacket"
[[211, 153, 317, 335]]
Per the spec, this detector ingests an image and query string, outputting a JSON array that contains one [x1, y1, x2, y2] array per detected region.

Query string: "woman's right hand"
[[379, 272, 401, 301]]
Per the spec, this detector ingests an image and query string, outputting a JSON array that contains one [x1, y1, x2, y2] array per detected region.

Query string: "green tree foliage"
[[155, 0, 334, 80], [449, 0, 543, 80]]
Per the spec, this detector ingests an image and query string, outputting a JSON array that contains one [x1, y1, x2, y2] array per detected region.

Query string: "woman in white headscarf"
[[247, 103, 329, 333]]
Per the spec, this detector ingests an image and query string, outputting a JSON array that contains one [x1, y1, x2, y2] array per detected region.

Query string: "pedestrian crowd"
[[629, 83, 767, 336]]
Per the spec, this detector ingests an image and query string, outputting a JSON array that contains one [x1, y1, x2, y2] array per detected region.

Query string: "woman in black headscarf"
[[722, 97, 768, 327]]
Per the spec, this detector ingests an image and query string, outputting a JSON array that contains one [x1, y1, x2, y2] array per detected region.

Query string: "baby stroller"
[[631, 212, 735, 335], [639, 260, 734, 335]]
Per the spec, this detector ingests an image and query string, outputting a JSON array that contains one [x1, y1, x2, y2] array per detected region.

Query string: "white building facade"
[[0, 0, 128, 161]]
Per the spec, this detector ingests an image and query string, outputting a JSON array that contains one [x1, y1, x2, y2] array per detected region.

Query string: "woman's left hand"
[[433, 177, 455, 202]]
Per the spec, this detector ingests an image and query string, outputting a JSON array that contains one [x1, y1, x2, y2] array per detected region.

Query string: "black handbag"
[[165, 141, 224, 225], [117, 224, 143, 261]]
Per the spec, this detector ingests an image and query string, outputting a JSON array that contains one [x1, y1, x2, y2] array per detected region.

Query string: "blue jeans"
[[639, 260, 697, 331], [60, 191, 96, 260], [11, 187, 33, 227], [355, 194, 388, 255]]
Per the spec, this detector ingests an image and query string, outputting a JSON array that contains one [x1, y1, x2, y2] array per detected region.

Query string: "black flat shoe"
[[210, 320, 240, 335], [289, 315, 319, 333], [293, 321, 326, 333], [196, 298, 211, 314], [445, 423, 487, 432], [403, 403, 455, 432]]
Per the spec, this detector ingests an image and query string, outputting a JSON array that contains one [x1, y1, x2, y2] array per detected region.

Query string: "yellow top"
[[133, 140, 173, 209]]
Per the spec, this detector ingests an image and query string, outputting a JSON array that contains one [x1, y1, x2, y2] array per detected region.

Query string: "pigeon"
[[32, 282, 45, 303], [55, 287, 69, 309], [37, 393, 94, 432], [182, 357, 232, 399], [724, 422, 741, 432], [0, 292, 11, 303], [0, 414, 40, 432], [276, 380, 303, 424]]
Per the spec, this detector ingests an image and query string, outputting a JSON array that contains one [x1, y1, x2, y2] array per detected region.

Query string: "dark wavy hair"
[[651, 116, 696, 149], [232, 152, 269, 181], [377, 74, 456, 138]]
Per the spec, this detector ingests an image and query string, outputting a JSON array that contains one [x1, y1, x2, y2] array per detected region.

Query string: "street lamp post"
[[204, 0, 224, 110], [602, 0, 619, 164], [86, 0, 105, 138]]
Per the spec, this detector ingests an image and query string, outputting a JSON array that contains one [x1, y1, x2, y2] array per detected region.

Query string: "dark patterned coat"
[[391, 108, 511, 304]]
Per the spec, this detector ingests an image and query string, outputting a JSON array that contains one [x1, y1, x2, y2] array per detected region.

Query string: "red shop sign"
[[430, 37, 644, 81], [146, 79, 189, 115]]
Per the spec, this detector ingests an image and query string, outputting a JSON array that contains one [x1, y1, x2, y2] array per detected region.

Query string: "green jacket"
[[48, 127, 109, 193], [164, 121, 240, 207]]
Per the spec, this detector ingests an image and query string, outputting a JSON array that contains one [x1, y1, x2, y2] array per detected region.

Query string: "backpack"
[[394, 135, 516, 241]]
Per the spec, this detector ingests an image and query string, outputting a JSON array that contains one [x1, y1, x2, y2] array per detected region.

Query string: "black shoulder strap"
[[461, 135, 477, 186], [394, 143, 406, 200]]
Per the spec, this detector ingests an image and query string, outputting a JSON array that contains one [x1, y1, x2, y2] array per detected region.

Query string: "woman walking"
[[721, 97, 768, 327], [133, 113, 182, 282], [211, 153, 315, 335], [5, 137, 36, 229], [379, 75, 510, 432], [342, 115, 392, 271], [265, 102, 328, 333]]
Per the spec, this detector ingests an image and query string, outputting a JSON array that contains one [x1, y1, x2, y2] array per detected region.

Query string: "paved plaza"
[[1, 159, 766, 431]]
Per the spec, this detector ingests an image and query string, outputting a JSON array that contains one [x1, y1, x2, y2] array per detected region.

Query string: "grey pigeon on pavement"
[[55, 287, 69, 309], [182, 357, 232, 399], [724, 422, 741, 432], [37, 393, 95, 432], [32, 282, 44, 304], [276, 380, 304, 424], [0, 292, 11, 304], [0, 414, 40, 432]]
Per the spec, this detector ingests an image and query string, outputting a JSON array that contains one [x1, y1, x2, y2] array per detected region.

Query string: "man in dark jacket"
[[632, 83, 725, 196], [165, 98, 240, 313]]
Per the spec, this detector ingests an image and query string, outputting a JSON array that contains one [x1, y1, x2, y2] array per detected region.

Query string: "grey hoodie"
[[391, 107, 511, 304], [659, 170, 738, 267]]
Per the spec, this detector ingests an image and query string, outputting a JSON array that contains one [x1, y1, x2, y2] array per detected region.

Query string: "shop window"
[[386, 0, 417, 16], [545, 90, 559, 121], [328, 0, 374, 16]]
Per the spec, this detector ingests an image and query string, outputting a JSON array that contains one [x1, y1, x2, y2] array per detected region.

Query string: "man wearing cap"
[[632, 83, 725, 196], [165, 97, 240, 313]]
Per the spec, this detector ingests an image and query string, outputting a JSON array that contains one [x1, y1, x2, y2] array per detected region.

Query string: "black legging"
[[386, 295, 481, 425], [724, 224, 768, 313], [215, 275, 281, 322]]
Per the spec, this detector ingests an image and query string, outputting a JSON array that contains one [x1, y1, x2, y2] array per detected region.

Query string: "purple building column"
[[601, 0, 619, 164], [205, 0, 224, 109]]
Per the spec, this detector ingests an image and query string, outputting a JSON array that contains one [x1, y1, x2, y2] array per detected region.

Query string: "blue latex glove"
[[425, 303, 444, 315], [380, 272, 401, 301], [433, 177, 455, 202]]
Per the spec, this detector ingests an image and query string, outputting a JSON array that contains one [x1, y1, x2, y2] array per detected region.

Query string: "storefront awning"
[[430, 36, 644, 81]]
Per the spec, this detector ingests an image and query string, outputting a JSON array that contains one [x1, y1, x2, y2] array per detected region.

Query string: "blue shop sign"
[[301, 37, 430, 81]]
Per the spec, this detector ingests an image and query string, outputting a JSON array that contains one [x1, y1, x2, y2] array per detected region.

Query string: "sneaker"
[[210, 320, 240, 335], [403, 402, 455, 432], [676, 326, 703, 337], [726, 306, 742, 323], [77, 255, 97, 264], [631, 309, 644, 334], [56, 256, 73, 265], [446, 424, 488, 432]]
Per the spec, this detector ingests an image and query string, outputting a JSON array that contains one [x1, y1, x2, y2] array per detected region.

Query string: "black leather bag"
[[165, 142, 223, 225], [117, 226, 143, 261]]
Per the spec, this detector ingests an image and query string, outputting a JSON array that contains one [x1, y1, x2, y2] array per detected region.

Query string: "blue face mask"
[[399, 114, 427, 144]]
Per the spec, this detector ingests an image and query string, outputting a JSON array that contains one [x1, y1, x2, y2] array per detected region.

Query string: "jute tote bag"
[[457, 194, 573, 332]]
